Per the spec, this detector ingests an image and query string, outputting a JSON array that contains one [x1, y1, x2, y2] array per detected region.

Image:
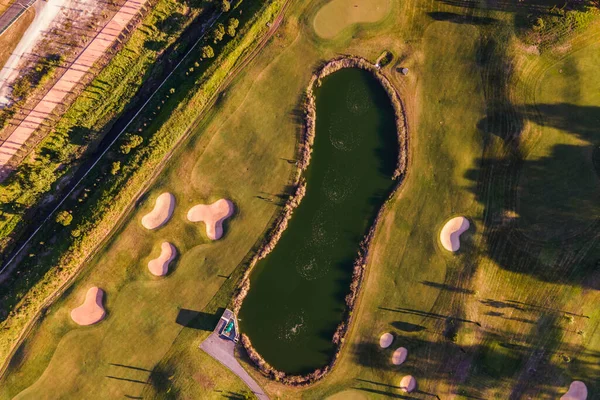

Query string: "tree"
[[226, 18, 239, 37], [120, 134, 143, 154], [212, 23, 225, 43], [201, 45, 214, 59], [56, 210, 73, 226], [110, 161, 121, 175], [220, 0, 230, 12]]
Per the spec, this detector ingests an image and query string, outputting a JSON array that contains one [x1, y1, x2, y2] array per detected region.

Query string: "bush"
[[201, 45, 215, 59], [212, 23, 225, 43], [227, 18, 239, 37], [120, 134, 143, 154], [110, 161, 121, 175], [55, 211, 73, 226], [220, 0, 230, 12]]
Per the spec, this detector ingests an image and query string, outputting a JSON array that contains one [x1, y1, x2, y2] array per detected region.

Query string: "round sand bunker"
[[187, 199, 234, 240], [141, 192, 175, 230], [148, 242, 177, 276], [399, 375, 416, 393], [379, 332, 393, 348], [440, 216, 470, 252], [71, 287, 106, 326], [392, 347, 408, 365], [561, 381, 588, 400]]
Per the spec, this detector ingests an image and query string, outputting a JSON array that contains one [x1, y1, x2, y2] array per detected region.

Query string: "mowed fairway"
[[312, 0, 391, 39], [518, 43, 600, 240], [1, 0, 600, 399]]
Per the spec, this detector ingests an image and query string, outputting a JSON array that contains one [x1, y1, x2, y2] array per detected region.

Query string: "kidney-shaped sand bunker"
[[141, 192, 175, 230], [71, 287, 106, 326], [148, 242, 177, 276], [187, 199, 234, 240], [561, 381, 588, 400], [439, 216, 470, 252]]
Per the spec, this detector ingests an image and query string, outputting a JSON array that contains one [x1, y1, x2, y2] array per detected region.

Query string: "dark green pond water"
[[239, 68, 399, 374]]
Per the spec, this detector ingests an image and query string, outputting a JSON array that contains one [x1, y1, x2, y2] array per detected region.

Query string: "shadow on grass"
[[175, 307, 223, 331]]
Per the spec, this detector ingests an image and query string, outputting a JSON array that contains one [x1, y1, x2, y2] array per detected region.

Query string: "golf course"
[[0, 0, 599, 399]]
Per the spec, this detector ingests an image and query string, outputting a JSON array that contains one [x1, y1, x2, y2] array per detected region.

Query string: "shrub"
[[120, 134, 143, 154], [212, 23, 225, 43], [220, 0, 231, 12], [201, 45, 215, 59], [110, 161, 121, 175], [227, 18, 239, 37], [55, 211, 73, 226]]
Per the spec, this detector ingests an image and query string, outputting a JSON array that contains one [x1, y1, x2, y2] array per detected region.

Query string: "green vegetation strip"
[[0, 0, 284, 368]]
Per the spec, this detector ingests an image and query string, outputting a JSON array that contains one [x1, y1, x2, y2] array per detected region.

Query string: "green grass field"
[[312, 0, 391, 39], [1, 0, 599, 399]]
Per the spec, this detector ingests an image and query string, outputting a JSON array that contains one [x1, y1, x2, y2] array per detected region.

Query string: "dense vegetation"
[[520, 0, 599, 48]]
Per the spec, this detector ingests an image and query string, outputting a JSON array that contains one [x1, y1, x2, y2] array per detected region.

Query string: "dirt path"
[[0, 0, 147, 171]]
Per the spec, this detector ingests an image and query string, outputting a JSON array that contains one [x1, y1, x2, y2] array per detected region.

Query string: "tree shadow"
[[391, 321, 427, 333], [428, 11, 497, 25], [175, 307, 223, 331], [420, 280, 476, 295]]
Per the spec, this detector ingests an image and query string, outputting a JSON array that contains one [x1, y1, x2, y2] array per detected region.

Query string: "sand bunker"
[[392, 347, 408, 365], [187, 199, 234, 240], [141, 192, 175, 230], [70, 287, 106, 326], [561, 381, 588, 400], [399, 375, 416, 393], [379, 332, 393, 348], [148, 242, 177, 276], [440, 216, 470, 252]]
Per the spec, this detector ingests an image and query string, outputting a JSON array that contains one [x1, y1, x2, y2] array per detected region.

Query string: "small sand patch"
[[392, 347, 408, 365], [187, 199, 234, 240], [141, 192, 175, 230], [148, 242, 177, 276], [561, 381, 587, 400], [399, 375, 416, 393], [379, 332, 393, 348], [440, 216, 470, 252], [71, 287, 106, 326]]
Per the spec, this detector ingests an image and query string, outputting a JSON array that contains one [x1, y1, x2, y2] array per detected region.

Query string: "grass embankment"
[[2, 0, 600, 399], [0, 8, 34, 73], [0, 0, 15, 15], [0, 0, 210, 253], [0, 0, 287, 398]]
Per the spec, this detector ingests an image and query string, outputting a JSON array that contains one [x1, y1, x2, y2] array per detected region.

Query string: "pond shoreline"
[[232, 56, 409, 386]]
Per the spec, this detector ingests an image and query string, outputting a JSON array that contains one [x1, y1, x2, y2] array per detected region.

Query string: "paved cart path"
[[200, 331, 269, 400]]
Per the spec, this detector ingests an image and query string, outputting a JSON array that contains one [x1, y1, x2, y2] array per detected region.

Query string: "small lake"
[[239, 67, 399, 374]]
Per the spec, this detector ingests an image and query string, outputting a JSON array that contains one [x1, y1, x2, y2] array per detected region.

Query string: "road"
[[0, 0, 36, 38]]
